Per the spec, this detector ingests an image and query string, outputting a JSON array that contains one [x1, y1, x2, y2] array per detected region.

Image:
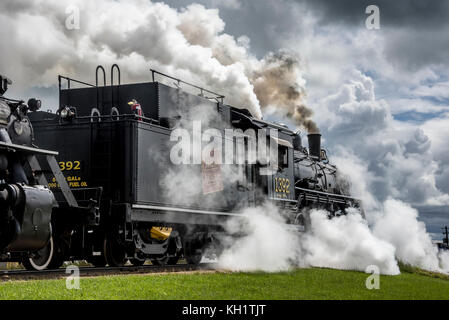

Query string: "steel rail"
[[0, 263, 217, 281]]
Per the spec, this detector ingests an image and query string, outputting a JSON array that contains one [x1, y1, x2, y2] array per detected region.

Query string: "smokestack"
[[307, 133, 321, 159]]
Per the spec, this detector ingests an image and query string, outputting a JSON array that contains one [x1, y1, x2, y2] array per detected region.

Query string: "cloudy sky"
[[0, 0, 448, 238]]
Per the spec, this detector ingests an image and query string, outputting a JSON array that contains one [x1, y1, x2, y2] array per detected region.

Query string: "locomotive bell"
[[307, 133, 321, 160]]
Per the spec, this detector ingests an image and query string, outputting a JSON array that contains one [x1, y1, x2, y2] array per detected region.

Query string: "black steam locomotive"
[[0, 66, 360, 270]]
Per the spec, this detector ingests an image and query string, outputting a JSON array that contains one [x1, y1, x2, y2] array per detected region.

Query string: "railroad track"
[[0, 263, 217, 281]]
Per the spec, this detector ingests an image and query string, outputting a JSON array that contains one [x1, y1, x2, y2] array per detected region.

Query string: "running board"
[[295, 187, 361, 206], [131, 204, 241, 216]]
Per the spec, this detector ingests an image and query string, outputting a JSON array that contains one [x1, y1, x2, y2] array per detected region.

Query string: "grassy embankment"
[[1, 264, 448, 300]]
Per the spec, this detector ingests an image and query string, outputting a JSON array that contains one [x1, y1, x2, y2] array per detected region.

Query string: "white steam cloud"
[[218, 204, 301, 272], [373, 200, 445, 272], [217, 199, 448, 275], [0, 0, 315, 130], [301, 208, 399, 274], [218, 205, 400, 275]]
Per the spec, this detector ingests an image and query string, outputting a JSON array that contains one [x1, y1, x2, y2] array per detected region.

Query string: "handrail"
[[111, 64, 121, 110], [58, 75, 95, 110], [95, 65, 106, 87], [67, 112, 159, 124], [58, 66, 226, 108], [58, 75, 95, 90], [150, 68, 225, 103], [111, 64, 121, 86], [95, 65, 106, 112]]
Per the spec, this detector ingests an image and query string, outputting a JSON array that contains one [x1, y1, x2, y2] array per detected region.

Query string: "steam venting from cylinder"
[[308, 133, 321, 159]]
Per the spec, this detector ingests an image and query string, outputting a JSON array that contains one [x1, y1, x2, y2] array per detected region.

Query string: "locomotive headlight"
[[60, 106, 74, 119], [60, 108, 69, 118]]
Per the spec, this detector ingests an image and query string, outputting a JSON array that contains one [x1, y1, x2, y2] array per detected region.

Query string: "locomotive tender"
[[0, 66, 360, 270]]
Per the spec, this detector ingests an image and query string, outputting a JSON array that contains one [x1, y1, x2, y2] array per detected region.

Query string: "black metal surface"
[[60, 83, 160, 120], [293, 132, 302, 150], [0, 141, 58, 155], [95, 65, 106, 112], [295, 187, 359, 206], [6, 185, 54, 252], [111, 64, 121, 109], [27, 155, 48, 185], [307, 133, 321, 159], [46, 155, 78, 207]]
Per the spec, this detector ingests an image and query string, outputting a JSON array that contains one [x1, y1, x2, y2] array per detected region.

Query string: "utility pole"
[[443, 226, 449, 246]]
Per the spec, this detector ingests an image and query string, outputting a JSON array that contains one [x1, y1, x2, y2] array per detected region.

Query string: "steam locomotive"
[[0, 66, 361, 270]]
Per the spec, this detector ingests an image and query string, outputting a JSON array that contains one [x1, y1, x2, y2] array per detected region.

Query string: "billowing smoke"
[[0, 0, 316, 131], [251, 51, 319, 133]]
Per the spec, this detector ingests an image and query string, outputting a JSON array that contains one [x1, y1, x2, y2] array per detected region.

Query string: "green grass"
[[1, 267, 448, 300]]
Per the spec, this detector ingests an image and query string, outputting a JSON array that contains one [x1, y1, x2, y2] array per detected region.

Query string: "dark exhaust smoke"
[[251, 51, 319, 133], [307, 133, 321, 159]]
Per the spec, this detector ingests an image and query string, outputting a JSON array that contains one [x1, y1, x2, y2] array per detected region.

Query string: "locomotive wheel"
[[185, 251, 202, 265], [167, 255, 180, 265], [22, 237, 58, 271], [90, 256, 107, 267], [184, 242, 203, 265], [48, 239, 65, 269], [103, 237, 126, 267]]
